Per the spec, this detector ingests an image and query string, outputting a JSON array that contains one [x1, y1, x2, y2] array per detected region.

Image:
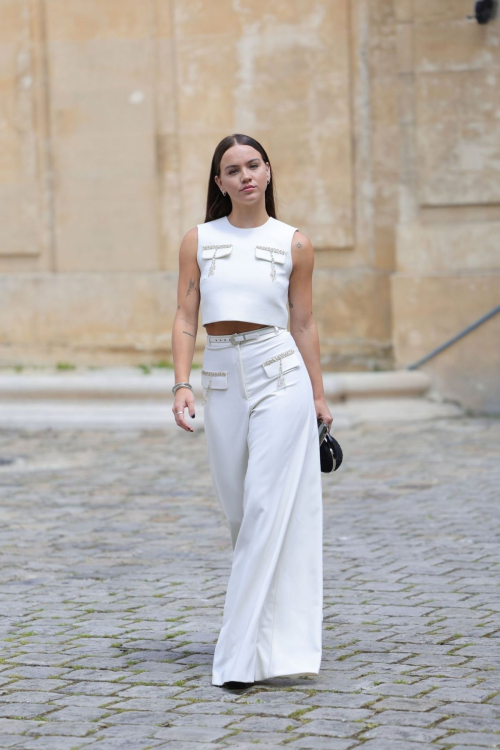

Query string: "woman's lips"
[[241, 186, 256, 192]]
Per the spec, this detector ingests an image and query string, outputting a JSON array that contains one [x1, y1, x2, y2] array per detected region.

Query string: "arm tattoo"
[[177, 305, 181, 309], [289, 299, 293, 308], [183, 330, 195, 338], [185, 278, 197, 297], [295, 242, 302, 249]]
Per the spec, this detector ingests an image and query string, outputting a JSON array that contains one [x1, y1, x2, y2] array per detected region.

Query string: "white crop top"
[[196, 215, 298, 328]]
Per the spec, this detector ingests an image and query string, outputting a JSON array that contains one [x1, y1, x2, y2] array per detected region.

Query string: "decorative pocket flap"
[[262, 348, 300, 378], [201, 244, 233, 260], [255, 245, 286, 264], [201, 370, 228, 389]]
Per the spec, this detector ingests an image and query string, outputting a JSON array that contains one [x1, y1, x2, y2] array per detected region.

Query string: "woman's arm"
[[171, 227, 201, 432], [288, 231, 333, 429]]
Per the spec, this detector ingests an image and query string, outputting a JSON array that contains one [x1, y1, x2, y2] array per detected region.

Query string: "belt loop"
[[274, 326, 279, 335]]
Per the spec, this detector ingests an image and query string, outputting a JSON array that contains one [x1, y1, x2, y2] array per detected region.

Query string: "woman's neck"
[[226, 207, 269, 229]]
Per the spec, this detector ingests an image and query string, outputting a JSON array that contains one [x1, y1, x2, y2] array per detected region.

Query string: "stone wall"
[[0, 1, 498, 411], [391, 0, 500, 412]]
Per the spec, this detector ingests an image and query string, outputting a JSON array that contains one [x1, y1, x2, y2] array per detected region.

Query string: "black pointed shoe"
[[221, 680, 254, 690]]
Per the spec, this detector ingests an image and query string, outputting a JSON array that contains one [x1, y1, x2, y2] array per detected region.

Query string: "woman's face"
[[216, 144, 270, 207]]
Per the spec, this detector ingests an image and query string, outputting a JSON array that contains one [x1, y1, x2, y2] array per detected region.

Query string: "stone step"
[[0, 396, 465, 431], [0, 368, 432, 401]]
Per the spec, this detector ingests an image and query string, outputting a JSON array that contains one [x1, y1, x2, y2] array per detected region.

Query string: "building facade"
[[0, 0, 498, 412]]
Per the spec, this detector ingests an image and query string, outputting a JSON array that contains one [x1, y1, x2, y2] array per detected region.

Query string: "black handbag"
[[318, 418, 343, 473]]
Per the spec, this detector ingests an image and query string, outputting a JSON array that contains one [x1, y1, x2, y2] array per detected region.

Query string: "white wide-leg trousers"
[[202, 325, 323, 686]]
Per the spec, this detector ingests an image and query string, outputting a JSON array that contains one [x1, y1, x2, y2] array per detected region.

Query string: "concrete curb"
[[0, 368, 432, 401]]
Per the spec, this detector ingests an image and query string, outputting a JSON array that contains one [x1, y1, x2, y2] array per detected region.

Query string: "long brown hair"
[[204, 134, 277, 223]]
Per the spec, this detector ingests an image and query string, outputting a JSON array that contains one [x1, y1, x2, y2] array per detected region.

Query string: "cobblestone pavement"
[[0, 414, 499, 750]]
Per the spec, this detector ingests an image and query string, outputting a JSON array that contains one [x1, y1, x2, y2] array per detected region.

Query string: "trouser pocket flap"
[[261, 348, 300, 378], [201, 370, 228, 389]]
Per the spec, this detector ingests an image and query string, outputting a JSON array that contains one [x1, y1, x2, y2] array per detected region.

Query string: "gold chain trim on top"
[[203, 245, 232, 276], [256, 245, 285, 282]]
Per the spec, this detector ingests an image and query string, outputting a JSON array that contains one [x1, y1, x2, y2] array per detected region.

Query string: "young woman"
[[171, 133, 333, 689]]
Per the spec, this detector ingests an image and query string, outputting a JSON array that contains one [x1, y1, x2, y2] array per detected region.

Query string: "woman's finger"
[[173, 399, 195, 432]]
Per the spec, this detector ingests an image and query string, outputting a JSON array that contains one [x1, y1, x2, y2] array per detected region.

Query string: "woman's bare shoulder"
[[179, 226, 199, 255]]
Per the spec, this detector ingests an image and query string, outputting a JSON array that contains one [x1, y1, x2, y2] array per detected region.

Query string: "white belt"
[[207, 325, 285, 345]]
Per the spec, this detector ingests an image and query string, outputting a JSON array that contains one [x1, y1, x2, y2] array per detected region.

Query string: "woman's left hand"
[[314, 396, 333, 431]]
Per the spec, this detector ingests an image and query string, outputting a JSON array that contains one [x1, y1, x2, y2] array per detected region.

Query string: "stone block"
[[391, 273, 500, 413], [414, 18, 500, 73], [396, 220, 500, 273], [45, 0, 153, 41]]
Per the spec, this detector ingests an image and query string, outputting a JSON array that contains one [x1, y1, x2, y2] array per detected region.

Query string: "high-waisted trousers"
[[201, 324, 323, 686]]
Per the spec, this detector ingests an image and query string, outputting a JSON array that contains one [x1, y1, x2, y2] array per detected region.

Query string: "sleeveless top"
[[196, 215, 299, 328]]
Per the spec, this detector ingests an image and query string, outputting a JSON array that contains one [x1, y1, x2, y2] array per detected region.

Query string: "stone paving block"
[[295, 706, 373, 722], [57, 680, 125, 696], [437, 714, 500, 732], [217, 701, 307, 717], [8, 653, 75, 668], [355, 742, 438, 750], [217, 730, 299, 745], [44, 705, 113, 722], [176, 713, 239, 729], [427, 687, 494, 702], [50, 695, 123, 708], [301, 692, 376, 709], [93, 723, 174, 740], [151, 743, 225, 750], [0, 735, 22, 748], [62, 668, 131, 682], [223, 714, 297, 732], [0, 703, 57, 719], [0, 719, 46, 734], [152, 724, 230, 742], [5, 678, 83, 693], [361, 724, 448, 742], [442, 735, 500, 747], [364, 682, 431, 698], [25, 720, 100, 737], [231, 689, 310, 704], [368, 709, 436, 726], [10, 738, 99, 749], [285, 737, 354, 749], [293, 717, 362, 737], [116, 685, 189, 699], [0, 691, 66, 704], [99, 709, 178, 726], [0, 667, 70, 680], [109, 698, 193, 711]]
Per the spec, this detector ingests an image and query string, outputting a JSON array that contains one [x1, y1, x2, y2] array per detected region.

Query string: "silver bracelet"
[[172, 382, 193, 395]]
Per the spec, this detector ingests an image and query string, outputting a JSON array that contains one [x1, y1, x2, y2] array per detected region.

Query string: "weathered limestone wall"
[[0, 0, 395, 371], [391, 1, 500, 412], [0, 1, 498, 411]]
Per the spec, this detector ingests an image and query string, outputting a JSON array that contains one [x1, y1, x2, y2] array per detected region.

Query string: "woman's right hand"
[[172, 387, 196, 432]]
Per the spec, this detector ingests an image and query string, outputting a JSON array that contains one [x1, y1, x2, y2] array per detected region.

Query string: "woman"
[[171, 133, 333, 689]]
